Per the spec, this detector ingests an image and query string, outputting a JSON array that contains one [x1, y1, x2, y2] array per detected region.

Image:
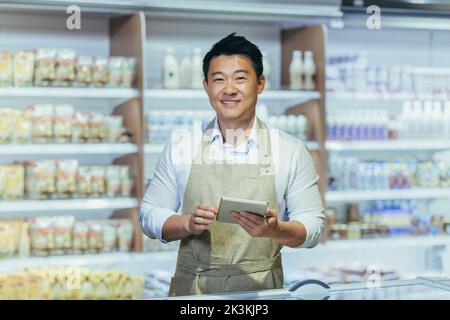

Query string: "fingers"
[[196, 204, 218, 215], [234, 212, 259, 229]]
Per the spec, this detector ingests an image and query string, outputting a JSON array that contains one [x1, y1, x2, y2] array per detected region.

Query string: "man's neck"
[[217, 115, 255, 147]]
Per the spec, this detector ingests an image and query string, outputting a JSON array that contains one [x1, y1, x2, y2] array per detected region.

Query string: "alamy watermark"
[[366, 5, 381, 30], [66, 5, 81, 30]]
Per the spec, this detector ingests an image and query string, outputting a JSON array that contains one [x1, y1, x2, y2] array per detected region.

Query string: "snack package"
[[24, 160, 56, 200], [87, 220, 103, 253], [119, 166, 133, 197], [108, 57, 123, 87], [72, 221, 89, 254], [77, 166, 92, 198], [72, 112, 90, 143], [55, 159, 78, 198], [0, 51, 13, 87], [55, 48, 76, 86], [116, 219, 133, 252], [0, 221, 18, 258], [105, 115, 126, 142], [30, 105, 53, 143], [2, 164, 25, 200], [91, 166, 106, 196], [89, 112, 106, 142], [29, 216, 54, 256], [53, 216, 74, 254], [75, 56, 93, 87], [34, 48, 57, 86], [54, 105, 74, 143], [12, 109, 32, 144], [13, 50, 35, 87], [101, 220, 117, 252], [105, 166, 121, 197], [92, 56, 109, 87], [0, 108, 13, 143], [122, 57, 136, 88]]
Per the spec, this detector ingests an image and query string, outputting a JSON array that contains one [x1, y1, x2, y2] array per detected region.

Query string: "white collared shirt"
[[139, 117, 325, 248]]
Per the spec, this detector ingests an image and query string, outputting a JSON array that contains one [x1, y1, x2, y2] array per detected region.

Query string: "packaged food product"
[[0, 51, 13, 87], [119, 166, 133, 197], [72, 112, 90, 143], [53, 105, 74, 143], [0, 165, 4, 199], [108, 57, 123, 87], [77, 166, 92, 198], [89, 112, 106, 142], [55, 159, 78, 198], [87, 220, 103, 253], [29, 216, 54, 256], [53, 216, 74, 254], [101, 220, 117, 252], [13, 50, 35, 87], [105, 165, 121, 197], [34, 48, 57, 86], [91, 165, 106, 196], [122, 57, 136, 88], [12, 109, 32, 144], [0, 108, 13, 143], [75, 56, 93, 87], [72, 221, 89, 254], [92, 56, 109, 87], [116, 219, 133, 252], [55, 48, 76, 86], [25, 160, 56, 200], [30, 105, 53, 143], [105, 115, 125, 142], [0, 221, 17, 259], [2, 164, 25, 200]]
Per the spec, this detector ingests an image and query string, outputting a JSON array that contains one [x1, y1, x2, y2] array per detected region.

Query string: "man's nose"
[[223, 80, 238, 95]]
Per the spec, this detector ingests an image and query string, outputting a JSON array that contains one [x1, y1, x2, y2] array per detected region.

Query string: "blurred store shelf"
[[327, 91, 450, 101], [283, 235, 450, 254], [0, 143, 138, 155], [325, 140, 450, 151], [144, 141, 320, 154], [0, 87, 139, 100], [0, 198, 138, 213], [145, 89, 320, 102], [0, 251, 177, 273], [326, 188, 450, 202]]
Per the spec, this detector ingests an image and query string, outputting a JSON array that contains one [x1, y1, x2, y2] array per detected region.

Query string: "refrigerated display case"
[[169, 277, 450, 300]]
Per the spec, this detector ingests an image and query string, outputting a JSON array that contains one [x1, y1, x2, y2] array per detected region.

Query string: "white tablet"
[[217, 196, 269, 224]]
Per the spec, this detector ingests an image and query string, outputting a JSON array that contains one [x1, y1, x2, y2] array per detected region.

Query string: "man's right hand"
[[184, 204, 218, 235]]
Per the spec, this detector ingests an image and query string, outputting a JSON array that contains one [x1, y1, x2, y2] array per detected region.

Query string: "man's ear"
[[258, 75, 266, 94], [203, 79, 208, 92]]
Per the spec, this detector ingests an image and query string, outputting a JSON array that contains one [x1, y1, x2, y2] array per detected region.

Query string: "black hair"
[[202, 32, 263, 81]]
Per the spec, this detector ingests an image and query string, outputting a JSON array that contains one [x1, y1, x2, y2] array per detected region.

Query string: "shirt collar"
[[209, 117, 259, 149]]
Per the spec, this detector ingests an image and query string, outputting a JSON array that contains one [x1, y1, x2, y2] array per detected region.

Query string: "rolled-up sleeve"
[[139, 142, 180, 243], [285, 142, 325, 249]]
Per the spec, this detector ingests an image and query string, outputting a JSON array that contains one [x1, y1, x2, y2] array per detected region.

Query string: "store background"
[[1, 0, 450, 299]]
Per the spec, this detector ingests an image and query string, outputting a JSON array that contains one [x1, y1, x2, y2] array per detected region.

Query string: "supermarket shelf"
[[0, 87, 139, 99], [145, 89, 320, 101], [0, 198, 138, 213], [145, 141, 320, 154], [0, 251, 178, 273], [327, 91, 450, 101], [326, 188, 450, 202], [325, 140, 450, 151], [0, 143, 138, 155], [283, 235, 450, 254]]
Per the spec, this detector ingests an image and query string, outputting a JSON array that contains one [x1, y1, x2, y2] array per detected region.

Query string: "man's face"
[[203, 54, 265, 123]]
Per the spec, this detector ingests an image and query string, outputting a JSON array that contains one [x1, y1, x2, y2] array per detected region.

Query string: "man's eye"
[[213, 78, 224, 82], [236, 77, 246, 81]]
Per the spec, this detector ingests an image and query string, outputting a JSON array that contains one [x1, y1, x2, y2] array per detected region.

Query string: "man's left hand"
[[231, 208, 279, 238]]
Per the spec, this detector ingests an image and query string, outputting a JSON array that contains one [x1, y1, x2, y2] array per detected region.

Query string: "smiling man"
[[139, 33, 325, 297]]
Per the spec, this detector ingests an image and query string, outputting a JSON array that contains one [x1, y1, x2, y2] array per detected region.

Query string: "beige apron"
[[169, 117, 283, 297]]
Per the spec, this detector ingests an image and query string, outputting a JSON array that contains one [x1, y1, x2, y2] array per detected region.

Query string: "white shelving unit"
[[0, 87, 139, 100], [0, 198, 138, 213], [326, 188, 450, 202], [326, 140, 450, 151], [327, 91, 450, 101], [0, 143, 138, 155]]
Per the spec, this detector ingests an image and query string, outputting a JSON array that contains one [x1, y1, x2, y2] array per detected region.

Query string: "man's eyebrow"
[[211, 71, 225, 77], [235, 70, 249, 74]]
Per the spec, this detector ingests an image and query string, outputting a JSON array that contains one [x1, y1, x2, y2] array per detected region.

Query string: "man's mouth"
[[221, 100, 240, 107]]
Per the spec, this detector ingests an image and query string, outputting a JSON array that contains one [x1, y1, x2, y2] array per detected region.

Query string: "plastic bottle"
[[297, 115, 307, 140], [162, 47, 179, 89], [303, 51, 316, 90], [423, 101, 433, 139], [445, 101, 450, 139], [179, 50, 192, 89], [432, 101, 443, 139], [262, 51, 271, 90], [400, 101, 413, 140], [191, 48, 203, 89], [289, 50, 303, 90], [412, 101, 422, 139]]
